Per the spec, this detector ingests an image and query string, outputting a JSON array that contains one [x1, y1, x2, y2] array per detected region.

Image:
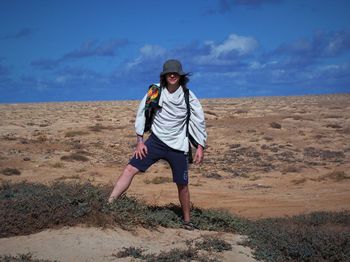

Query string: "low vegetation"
[[115, 236, 230, 262], [64, 130, 89, 137], [0, 181, 349, 261], [241, 211, 350, 262], [1, 168, 21, 176], [88, 124, 115, 132], [0, 253, 55, 262], [60, 153, 89, 162], [270, 122, 282, 129], [144, 176, 173, 184]]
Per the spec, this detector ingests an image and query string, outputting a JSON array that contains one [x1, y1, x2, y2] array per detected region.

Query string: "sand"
[[0, 94, 349, 261]]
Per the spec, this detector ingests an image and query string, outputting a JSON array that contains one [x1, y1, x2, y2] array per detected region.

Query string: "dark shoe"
[[182, 221, 199, 231]]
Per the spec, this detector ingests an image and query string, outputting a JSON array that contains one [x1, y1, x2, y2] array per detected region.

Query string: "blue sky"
[[1, 0, 350, 103]]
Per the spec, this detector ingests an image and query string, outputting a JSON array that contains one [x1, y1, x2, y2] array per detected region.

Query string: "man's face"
[[166, 72, 180, 86]]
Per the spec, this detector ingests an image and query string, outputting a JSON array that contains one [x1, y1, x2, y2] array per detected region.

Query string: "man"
[[108, 59, 207, 229]]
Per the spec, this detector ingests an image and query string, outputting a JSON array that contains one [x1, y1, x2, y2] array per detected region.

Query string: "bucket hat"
[[161, 59, 186, 76]]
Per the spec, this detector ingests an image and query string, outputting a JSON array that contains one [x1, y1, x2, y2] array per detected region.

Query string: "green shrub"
[[115, 247, 144, 259], [241, 211, 350, 261], [195, 236, 232, 252]]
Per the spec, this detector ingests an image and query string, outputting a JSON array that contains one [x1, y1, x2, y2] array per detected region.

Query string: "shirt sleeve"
[[135, 94, 147, 136], [188, 90, 207, 148]]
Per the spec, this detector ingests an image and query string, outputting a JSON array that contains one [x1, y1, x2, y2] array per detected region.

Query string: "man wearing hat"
[[109, 59, 207, 230]]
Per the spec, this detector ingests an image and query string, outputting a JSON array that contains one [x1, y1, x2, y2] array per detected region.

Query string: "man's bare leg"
[[177, 184, 191, 222], [108, 164, 139, 203]]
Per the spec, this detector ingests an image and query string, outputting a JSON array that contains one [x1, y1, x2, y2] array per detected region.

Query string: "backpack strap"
[[184, 87, 199, 149], [183, 87, 191, 137]]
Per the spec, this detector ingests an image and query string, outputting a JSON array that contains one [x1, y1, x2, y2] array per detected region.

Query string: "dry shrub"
[[342, 127, 350, 134], [115, 247, 144, 259], [235, 109, 248, 114], [263, 135, 274, 141], [317, 171, 350, 182], [205, 110, 218, 117], [75, 150, 92, 156], [55, 175, 80, 181], [202, 172, 222, 179], [292, 178, 307, 185], [144, 176, 173, 184], [60, 153, 89, 162], [88, 124, 115, 132], [270, 122, 282, 129], [35, 135, 48, 142], [314, 134, 326, 140], [64, 130, 89, 137], [291, 115, 304, 120], [1, 168, 21, 176], [323, 114, 343, 119], [326, 123, 342, 129], [2, 133, 17, 140], [51, 162, 65, 168], [281, 166, 301, 174], [0, 253, 53, 262], [116, 236, 231, 261], [303, 147, 345, 162]]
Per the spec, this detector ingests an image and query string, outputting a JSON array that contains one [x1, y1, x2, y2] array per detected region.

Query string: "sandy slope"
[[0, 226, 256, 262], [0, 94, 349, 261]]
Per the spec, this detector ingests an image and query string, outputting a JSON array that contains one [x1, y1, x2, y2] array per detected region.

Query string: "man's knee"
[[124, 164, 139, 176], [177, 184, 189, 192]]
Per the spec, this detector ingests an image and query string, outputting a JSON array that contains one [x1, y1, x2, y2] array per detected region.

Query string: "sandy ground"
[[0, 226, 255, 262], [1, 94, 349, 261]]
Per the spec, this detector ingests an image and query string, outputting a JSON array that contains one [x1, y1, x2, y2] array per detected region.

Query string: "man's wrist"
[[137, 135, 144, 143]]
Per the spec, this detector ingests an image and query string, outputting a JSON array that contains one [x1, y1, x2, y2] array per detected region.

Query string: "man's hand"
[[193, 145, 204, 165], [134, 140, 148, 159]]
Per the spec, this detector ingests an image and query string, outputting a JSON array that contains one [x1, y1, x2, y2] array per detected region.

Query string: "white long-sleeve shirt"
[[135, 86, 207, 153]]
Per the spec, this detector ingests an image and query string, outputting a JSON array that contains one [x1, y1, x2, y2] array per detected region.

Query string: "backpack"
[[143, 84, 198, 163], [144, 84, 162, 133]]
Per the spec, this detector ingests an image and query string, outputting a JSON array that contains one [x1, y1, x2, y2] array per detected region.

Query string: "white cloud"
[[126, 44, 166, 70], [195, 33, 258, 65], [213, 34, 258, 56], [140, 45, 166, 57]]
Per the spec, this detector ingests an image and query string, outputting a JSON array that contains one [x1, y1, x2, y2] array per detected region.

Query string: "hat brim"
[[160, 70, 186, 76]]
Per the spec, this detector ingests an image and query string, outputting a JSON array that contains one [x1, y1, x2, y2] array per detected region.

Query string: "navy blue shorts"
[[129, 133, 189, 185]]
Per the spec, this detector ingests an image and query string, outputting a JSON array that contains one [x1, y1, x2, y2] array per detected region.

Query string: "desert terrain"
[[0, 94, 349, 261]]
